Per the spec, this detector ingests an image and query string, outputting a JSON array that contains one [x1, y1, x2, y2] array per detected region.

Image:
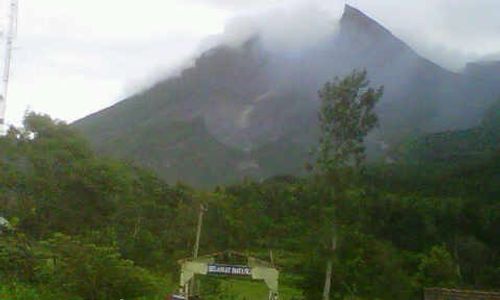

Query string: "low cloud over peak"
[[191, 0, 500, 71], [217, 1, 343, 52]]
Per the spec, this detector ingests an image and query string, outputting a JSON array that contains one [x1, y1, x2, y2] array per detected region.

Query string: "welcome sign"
[[207, 264, 252, 276]]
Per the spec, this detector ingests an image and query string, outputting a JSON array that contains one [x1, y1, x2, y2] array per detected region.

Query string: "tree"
[[417, 245, 459, 288], [315, 70, 383, 300], [39, 233, 161, 300], [0, 231, 36, 282], [316, 70, 383, 172]]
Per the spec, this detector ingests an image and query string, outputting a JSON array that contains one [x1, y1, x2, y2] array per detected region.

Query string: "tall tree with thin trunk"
[[315, 70, 383, 300]]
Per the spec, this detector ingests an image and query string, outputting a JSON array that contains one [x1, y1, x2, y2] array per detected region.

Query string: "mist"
[[6, 0, 500, 126], [189, 0, 500, 72], [218, 0, 343, 52], [127, 0, 500, 151], [73, 0, 500, 189]]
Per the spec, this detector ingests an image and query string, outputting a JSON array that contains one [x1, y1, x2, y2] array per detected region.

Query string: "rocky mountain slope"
[[75, 5, 499, 187]]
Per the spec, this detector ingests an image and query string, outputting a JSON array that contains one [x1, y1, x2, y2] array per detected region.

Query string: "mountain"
[[74, 5, 500, 187], [465, 61, 500, 96], [400, 99, 500, 164]]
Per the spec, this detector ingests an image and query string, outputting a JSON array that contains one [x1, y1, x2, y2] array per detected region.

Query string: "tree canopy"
[[0, 102, 498, 299]]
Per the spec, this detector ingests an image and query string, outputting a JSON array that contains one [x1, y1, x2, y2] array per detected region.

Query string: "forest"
[[0, 72, 499, 299]]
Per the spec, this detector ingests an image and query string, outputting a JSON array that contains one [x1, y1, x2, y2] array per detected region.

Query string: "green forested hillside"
[[1, 113, 498, 299], [397, 99, 500, 165]]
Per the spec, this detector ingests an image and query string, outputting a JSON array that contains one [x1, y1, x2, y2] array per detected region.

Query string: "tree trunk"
[[323, 225, 337, 300], [323, 258, 333, 300], [190, 204, 205, 296]]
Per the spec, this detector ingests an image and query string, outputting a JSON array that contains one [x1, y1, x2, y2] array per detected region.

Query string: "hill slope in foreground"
[[75, 5, 500, 187]]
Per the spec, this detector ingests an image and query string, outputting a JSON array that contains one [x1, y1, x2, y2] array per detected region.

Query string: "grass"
[[197, 277, 304, 300]]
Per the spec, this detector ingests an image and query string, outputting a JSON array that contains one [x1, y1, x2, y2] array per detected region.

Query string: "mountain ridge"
[[74, 4, 499, 187]]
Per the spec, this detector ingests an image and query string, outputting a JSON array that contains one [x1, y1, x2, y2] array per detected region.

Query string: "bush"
[[0, 281, 78, 300], [39, 233, 161, 300], [417, 245, 459, 288], [0, 232, 36, 281]]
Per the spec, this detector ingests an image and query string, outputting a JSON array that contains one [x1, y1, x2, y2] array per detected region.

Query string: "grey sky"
[[1, 0, 499, 125]]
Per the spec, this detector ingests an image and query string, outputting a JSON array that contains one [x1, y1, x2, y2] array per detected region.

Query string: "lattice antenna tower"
[[0, 0, 18, 134]]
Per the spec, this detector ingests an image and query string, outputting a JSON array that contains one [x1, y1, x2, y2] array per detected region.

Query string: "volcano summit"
[[75, 5, 499, 187]]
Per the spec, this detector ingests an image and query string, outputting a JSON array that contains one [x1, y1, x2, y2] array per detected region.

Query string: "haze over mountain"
[[75, 4, 500, 187]]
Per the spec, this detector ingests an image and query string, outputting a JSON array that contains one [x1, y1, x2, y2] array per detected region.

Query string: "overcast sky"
[[1, 0, 499, 126]]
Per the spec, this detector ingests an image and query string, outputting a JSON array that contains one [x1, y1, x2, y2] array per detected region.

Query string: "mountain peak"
[[75, 2, 496, 187], [342, 4, 365, 18], [340, 4, 392, 38]]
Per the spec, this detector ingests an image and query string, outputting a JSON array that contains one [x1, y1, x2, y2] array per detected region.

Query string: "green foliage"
[[1, 112, 499, 299], [417, 245, 459, 288], [198, 277, 303, 300], [0, 282, 79, 300], [316, 69, 383, 172], [302, 229, 415, 299], [0, 232, 36, 281], [313, 70, 383, 299], [38, 233, 160, 300], [397, 98, 499, 164]]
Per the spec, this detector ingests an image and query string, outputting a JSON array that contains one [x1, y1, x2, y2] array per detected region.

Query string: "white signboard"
[[207, 264, 252, 276]]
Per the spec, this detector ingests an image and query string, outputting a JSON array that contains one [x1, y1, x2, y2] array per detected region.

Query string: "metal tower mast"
[[0, 0, 18, 134]]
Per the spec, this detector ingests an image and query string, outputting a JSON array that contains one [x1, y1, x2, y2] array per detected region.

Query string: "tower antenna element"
[[0, 0, 18, 134]]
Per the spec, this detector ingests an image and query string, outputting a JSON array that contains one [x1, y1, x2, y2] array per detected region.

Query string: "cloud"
[[3, 0, 500, 125], [190, 0, 346, 57], [217, 0, 343, 51], [190, 0, 500, 70], [346, 0, 500, 70], [187, 0, 281, 10], [3, 0, 230, 125]]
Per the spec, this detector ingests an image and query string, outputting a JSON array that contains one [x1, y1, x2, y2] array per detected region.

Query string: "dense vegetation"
[[0, 98, 498, 299]]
